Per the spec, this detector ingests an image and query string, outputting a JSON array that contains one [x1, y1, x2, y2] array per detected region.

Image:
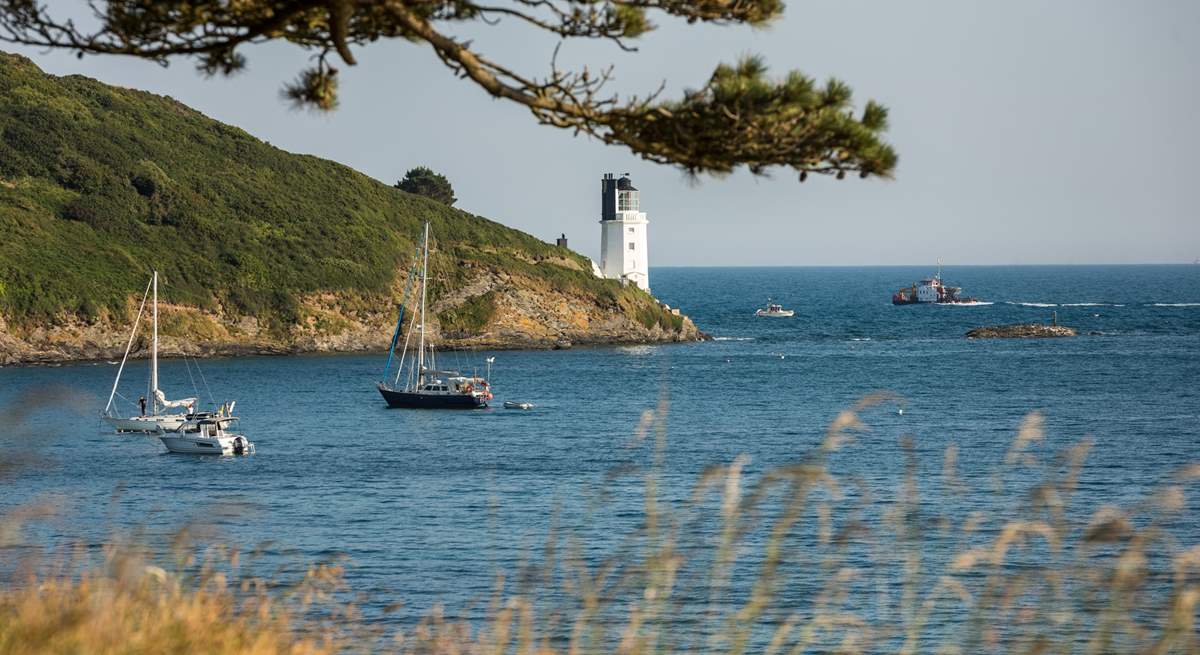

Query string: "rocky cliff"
[[0, 52, 703, 365], [0, 277, 704, 365]]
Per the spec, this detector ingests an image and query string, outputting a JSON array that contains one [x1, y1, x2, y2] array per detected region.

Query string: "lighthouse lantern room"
[[599, 173, 649, 291]]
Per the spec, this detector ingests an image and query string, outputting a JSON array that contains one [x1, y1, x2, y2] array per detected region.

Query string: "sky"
[[6, 1, 1199, 266]]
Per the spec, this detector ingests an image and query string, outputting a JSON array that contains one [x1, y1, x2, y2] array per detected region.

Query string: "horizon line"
[[646, 262, 1199, 268]]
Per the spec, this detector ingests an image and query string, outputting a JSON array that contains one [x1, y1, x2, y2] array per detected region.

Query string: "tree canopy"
[[0, 1, 898, 181], [396, 167, 456, 206]]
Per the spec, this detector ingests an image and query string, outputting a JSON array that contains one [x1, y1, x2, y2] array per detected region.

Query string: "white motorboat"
[[755, 300, 794, 317], [100, 271, 232, 433], [503, 401, 534, 410], [158, 417, 253, 455]]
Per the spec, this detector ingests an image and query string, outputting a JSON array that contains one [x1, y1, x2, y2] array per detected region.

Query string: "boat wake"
[[942, 301, 994, 306], [616, 345, 657, 355], [1008, 301, 1125, 308], [713, 336, 755, 341], [1152, 303, 1200, 307]]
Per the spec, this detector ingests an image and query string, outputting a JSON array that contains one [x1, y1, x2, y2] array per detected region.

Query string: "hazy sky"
[[9, 1, 1199, 265]]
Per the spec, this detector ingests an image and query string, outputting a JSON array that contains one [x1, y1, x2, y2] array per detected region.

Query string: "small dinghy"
[[158, 417, 254, 455], [503, 401, 534, 410]]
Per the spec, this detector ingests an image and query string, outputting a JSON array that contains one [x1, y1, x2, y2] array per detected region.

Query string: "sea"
[[3, 265, 1199, 647]]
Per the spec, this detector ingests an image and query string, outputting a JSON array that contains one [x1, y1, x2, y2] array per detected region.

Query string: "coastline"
[[0, 317, 709, 367], [0, 337, 709, 369], [0, 266, 708, 366]]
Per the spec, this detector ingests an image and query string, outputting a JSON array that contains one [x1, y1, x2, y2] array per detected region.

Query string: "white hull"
[[102, 271, 230, 433], [755, 310, 794, 317], [159, 433, 252, 455], [103, 414, 188, 433]]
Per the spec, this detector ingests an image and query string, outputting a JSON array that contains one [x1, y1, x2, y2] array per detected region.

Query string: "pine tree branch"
[[0, 0, 898, 179]]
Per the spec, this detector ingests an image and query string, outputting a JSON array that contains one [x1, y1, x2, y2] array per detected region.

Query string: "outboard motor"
[[233, 437, 245, 456]]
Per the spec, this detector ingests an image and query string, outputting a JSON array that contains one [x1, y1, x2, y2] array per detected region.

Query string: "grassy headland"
[[0, 52, 699, 363]]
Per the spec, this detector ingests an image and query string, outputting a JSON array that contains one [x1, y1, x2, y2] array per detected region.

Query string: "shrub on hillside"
[[395, 167, 456, 206]]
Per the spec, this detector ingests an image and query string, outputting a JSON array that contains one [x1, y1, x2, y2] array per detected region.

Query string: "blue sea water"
[[2, 265, 1199, 644]]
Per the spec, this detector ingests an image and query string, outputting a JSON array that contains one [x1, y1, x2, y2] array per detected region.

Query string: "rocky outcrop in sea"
[[965, 324, 1078, 339]]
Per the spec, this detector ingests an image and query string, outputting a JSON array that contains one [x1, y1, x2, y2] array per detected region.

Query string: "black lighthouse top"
[[601, 173, 639, 220]]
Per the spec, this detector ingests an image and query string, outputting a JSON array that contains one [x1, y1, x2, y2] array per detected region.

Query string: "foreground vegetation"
[[2, 392, 1197, 654], [0, 1, 898, 182], [0, 52, 672, 337]]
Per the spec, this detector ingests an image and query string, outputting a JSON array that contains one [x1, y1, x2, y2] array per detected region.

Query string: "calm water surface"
[[3, 265, 1199, 634]]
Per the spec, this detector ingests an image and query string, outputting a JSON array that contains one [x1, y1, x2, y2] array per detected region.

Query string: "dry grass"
[[2, 393, 1198, 654], [0, 549, 346, 655]]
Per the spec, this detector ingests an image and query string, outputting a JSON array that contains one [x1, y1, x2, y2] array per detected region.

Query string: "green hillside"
[[0, 52, 657, 336]]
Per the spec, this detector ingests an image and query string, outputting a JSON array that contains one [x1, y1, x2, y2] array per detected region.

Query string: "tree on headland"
[[0, 1, 897, 182], [395, 167, 456, 206]]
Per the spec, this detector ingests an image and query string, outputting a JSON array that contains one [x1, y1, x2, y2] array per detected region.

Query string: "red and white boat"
[[892, 262, 981, 305]]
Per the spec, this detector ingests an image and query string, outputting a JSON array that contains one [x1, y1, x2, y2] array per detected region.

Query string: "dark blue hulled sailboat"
[[378, 376, 490, 409], [377, 222, 493, 409]]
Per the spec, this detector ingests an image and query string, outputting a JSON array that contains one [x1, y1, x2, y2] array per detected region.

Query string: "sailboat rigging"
[[101, 271, 232, 432], [377, 222, 493, 409]]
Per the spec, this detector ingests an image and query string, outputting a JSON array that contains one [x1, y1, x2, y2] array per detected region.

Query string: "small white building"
[[598, 173, 649, 291]]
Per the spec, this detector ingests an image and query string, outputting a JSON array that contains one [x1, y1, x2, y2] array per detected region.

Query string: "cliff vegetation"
[[0, 52, 700, 364]]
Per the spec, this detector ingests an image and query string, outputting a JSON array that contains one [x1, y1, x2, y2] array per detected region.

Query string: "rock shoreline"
[[0, 335, 707, 367], [0, 301, 709, 367], [966, 324, 1078, 339]]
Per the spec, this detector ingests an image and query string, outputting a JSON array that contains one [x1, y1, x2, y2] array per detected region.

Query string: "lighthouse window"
[[628, 227, 635, 233], [618, 191, 639, 212], [628, 242, 636, 250]]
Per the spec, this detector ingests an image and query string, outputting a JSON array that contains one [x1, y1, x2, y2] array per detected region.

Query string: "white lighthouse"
[[598, 173, 650, 291]]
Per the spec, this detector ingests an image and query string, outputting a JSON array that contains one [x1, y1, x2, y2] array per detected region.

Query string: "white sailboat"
[[101, 271, 199, 433]]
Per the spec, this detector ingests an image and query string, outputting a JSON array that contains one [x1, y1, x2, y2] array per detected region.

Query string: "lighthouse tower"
[[599, 173, 650, 291]]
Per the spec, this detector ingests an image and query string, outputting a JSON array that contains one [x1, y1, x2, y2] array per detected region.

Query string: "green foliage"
[[437, 290, 497, 335], [0, 53, 606, 329], [395, 166, 456, 206], [0, 0, 896, 181], [609, 5, 652, 38], [610, 56, 898, 179], [282, 65, 339, 111], [635, 302, 684, 332]]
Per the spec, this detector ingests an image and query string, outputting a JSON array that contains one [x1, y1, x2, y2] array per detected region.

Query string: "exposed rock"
[[966, 324, 1078, 339], [0, 268, 707, 365]]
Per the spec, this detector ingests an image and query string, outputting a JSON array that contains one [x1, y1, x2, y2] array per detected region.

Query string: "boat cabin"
[[177, 418, 236, 436], [417, 372, 490, 396], [916, 279, 942, 303]]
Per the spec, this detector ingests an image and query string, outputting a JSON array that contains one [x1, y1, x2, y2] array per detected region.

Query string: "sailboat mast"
[[151, 270, 159, 414], [416, 223, 430, 385], [104, 277, 152, 416]]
